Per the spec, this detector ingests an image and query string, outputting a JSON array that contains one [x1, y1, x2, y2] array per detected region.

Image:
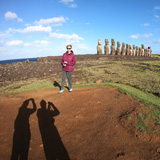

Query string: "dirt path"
[[0, 86, 160, 160]]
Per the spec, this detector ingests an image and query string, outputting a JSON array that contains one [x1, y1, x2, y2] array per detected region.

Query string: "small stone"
[[40, 144, 43, 148], [95, 80, 101, 83], [157, 147, 160, 153]]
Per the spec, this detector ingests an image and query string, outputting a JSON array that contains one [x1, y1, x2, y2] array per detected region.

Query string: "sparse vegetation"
[[0, 54, 160, 136]]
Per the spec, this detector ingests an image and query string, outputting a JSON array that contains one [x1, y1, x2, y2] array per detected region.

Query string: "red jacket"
[[61, 51, 76, 71]]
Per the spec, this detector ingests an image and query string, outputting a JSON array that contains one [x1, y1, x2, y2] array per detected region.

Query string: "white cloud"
[[17, 18, 23, 22], [143, 23, 149, 26], [23, 43, 32, 47], [60, 0, 77, 8], [6, 40, 51, 47], [68, 3, 77, 8], [24, 40, 51, 47], [6, 40, 23, 46], [2, 26, 51, 35], [49, 32, 83, 42], [0, 33, 7, 37], [35, 16, 68, 26], [17, 25, 52, 33], [34, 40, 51, 47], [5, 11, 23, 22], [0, 28, 15, 38], [143, 33, 154, 38], [154, 6, 160, 10], [155, 15, 160, 19], [129, 33, 153, 39], [6, 28, 15, 34]]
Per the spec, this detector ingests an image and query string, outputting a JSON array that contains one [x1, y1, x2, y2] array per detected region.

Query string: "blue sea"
[[0, 58, 37, 65]]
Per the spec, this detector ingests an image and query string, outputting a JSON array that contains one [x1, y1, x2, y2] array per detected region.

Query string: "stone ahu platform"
[[0, 54, 158, 88]]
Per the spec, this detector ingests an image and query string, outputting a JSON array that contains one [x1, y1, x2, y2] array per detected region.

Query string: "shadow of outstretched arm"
[[48, 102, 60, 117], [28, 98, 37, 113]]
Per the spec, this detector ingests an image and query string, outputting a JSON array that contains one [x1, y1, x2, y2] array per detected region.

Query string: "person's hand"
[[63, 61, 67, 66]]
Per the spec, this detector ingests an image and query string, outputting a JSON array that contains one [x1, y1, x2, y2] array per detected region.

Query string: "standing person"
[[59, 45, 76, 94]]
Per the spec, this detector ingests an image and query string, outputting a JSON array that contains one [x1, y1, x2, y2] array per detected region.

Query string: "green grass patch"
[[1, 78, 56, 94], [1, 78, 160, 135]]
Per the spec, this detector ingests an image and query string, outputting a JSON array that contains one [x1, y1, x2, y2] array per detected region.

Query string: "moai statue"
[[122, 42, 125, 56], [126, 44, 129, 55], [136, 46, 139, 56], [150, 49, 152, 57], [141, 44, 145, 56], [117, 41, 121, 55], [97, 39, 102, 54], [144, 48, 147, 56], [148, 47, 152, 57], [132, 45, 136, 56], [147, 47, 150, 56], [104, 39, 109, 55], [111, 39, 115, 55], [139, 47, 142, 56], [129, 45, 133, 56], [146, 48, 149, 56]]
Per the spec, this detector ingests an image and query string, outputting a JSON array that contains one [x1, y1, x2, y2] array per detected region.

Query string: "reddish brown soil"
[[0, 86, 160, 160]]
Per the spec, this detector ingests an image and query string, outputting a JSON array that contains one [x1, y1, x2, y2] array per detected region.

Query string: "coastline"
[[0, 57, 37, 65]]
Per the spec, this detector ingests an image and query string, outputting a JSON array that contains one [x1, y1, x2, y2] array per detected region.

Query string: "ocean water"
[[0, 58, 37, 65]]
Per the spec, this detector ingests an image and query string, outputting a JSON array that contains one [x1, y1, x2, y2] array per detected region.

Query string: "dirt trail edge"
[[0, 86, 160, 160]]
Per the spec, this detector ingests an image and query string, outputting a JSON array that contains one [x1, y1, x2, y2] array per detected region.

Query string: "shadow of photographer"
[[10, 98, 37, 160], [37, 100, 70, 160]]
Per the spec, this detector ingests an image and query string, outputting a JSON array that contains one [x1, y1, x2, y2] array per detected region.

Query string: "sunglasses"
[[67, 48, 71, 49]]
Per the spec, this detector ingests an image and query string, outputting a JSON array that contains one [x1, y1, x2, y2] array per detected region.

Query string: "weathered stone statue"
[[136, 46, 139, 56], [111, 39, 115, 55], [147, 49, 149, 56], [129, 45, 133, 56], [141, 44, 145, 56], [144, 48, 147, 56], [150, 49, 152, 57], [117, 41, 121, 55], [97, 39, 102, 54], [148, 47, 152, 57], [104, 39, 109, 55], [122, 42, 125, 56], [139, 47, 142, 56], [126, 44, 129, 55], [132, 45, 136, 56]]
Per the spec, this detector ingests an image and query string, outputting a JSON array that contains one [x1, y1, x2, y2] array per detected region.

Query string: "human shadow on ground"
[[37, 100, 70, 160], [53, 81, 69, 90], [10, 98, 37, 160], [53, 81, 61, 90]]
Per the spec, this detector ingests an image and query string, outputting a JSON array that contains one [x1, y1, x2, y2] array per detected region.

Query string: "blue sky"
[[0, 0, 160, 60]]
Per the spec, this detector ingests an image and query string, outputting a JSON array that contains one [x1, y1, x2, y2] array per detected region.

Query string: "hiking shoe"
[[69, 88, 73, 92], [58, 90, 64, 94]]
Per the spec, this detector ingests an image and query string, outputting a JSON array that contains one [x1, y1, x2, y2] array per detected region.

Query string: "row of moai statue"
[[97, 39, 152, 57]]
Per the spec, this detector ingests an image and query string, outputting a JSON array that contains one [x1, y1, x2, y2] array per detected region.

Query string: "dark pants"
[[61, 70, 72, 90]]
